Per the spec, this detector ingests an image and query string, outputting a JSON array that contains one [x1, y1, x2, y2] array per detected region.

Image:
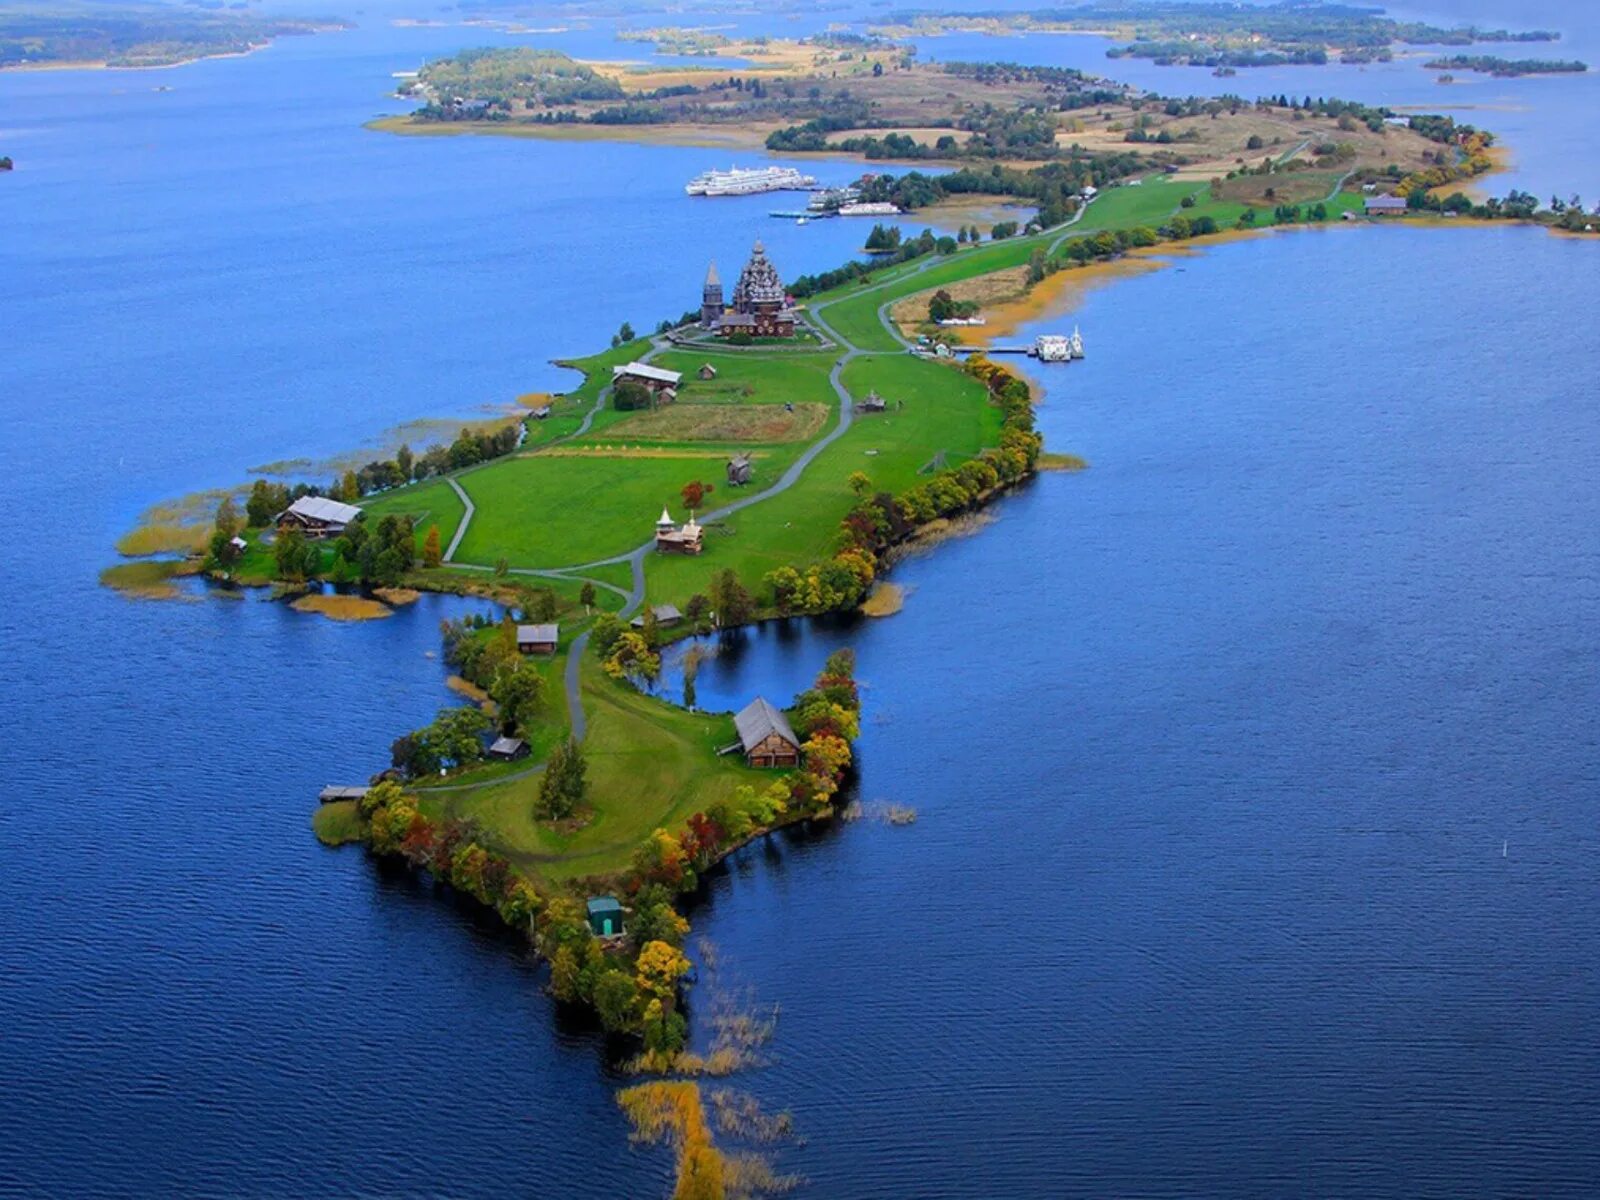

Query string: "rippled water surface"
[[3, 3, 1598, 1196]]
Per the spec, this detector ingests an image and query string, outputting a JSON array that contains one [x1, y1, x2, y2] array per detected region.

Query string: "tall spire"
[[704, 260, 720, 287]]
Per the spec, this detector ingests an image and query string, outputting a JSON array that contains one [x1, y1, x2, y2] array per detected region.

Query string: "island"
[[111, 62, 1599, 1195], [1422, 55, 1588, 77], [0, 3, 345, 71]]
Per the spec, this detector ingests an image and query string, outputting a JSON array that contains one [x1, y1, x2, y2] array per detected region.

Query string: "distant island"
[[872, 1, 1561, 70], [0, 3, 346, 70], [0, 155, 12, 170], [1423, 55, 1588, 77]]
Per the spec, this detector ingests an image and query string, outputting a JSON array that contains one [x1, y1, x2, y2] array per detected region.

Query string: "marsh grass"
[[289, 594, 393, 621], [99, 560, 194, 601]]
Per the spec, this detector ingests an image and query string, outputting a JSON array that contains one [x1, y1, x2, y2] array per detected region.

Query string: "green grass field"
[[362, 477, 468, 551], [422, 670, 766, 882]]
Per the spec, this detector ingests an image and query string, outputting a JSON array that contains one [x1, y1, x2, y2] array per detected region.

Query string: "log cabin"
[[516, 623, 559, 655], [734, 697, 801, 768]]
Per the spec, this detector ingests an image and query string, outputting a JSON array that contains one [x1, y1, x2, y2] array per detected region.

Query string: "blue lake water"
[[3, 3, 1598, 1196]]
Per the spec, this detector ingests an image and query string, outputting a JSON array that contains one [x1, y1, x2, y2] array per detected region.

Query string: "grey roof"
[[613, 362, 683, 386], [1365, 194, 1407, 209], [283, 495, 362, 525], [488, 736, 525, 756], [516, 623, 559, 644], [734, 697, 799, 753], [319, 785, 370, 802], [586, 896, 623, 915], [729, 453, 751, 467], [631, 604, 683, 627]]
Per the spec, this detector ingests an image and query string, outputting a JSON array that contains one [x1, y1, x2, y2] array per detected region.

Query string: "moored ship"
[[686, 165, 818, 197]]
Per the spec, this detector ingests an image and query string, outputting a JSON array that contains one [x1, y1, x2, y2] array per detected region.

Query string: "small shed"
[[734, 697, 801, 768], [727, 454, 753, 486], [659, 386, 678, 406], [586, 896, 624, 937], [487, 736, 528, 761], [856, 390, 887, 413], [698, 363, 718, 380], [532, 405, 552, 420], [517, 623, 559, 655], [229, 535, 248, 551]]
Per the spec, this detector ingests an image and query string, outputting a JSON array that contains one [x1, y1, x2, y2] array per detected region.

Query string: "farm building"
[[612, 362, 683, 394], [734, 697, 801, 768], [516, 623, 559, 655], [532, 404, 552, 420], [698, 363, 718, 380], [277, 496, 362, 539], [856, 390, 887, 413], [654, 508, 704, 555], [727, 454, 753, 486], [631, 603, 683, 629], [487, 736, 528, 761], [1364, 194, 1408, 216], [586, 896, 624, 937]]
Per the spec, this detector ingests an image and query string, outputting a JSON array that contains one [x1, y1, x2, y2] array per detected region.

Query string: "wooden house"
[[727, 454, 753, 486], [856, 390, 887, 414], [516, 623, 559, 655], [632, 603, 683, 629], [487, 736, 528, 761], [1364, 194, 1408, 216], [319, 785, 370, 804], [734, 697, 801, 768], [277, 495, 362, 540], [586, 896, 624, 937], [698, 363, 718, 381], [654, 508, 704, 555], [612, 362, 683, 395]]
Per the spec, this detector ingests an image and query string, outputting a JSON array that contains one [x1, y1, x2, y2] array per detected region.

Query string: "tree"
[[708, 568, 754, 626], [592, 970, 641, 1032], [245, 479, 288, 528], [603, 631, 660, 681], [613, 379, 652, 411], [590, 613, 626, 659], [395, 443, 414, 481], [681, 479, 714, 510], [538, 737, 588, 819], [684, 593, 712, 633], [422, 523, 442, 569], [579, 581, 596, 611], [490, 659, 547, 734], [847, 471, 873, 499], [214, 496, 242, 539], [636, 940, 691, 1007]]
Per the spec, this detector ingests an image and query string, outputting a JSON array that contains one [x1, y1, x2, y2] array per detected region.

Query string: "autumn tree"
[[681, 479, 714, 510], [422, 523, 442, 568]]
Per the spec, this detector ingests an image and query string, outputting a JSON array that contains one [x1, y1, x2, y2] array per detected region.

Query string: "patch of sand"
[[447, 675, 494, 708], [290, 594, 393, 621], [374, 587, 421, 606], [860, 581, 905, 617]]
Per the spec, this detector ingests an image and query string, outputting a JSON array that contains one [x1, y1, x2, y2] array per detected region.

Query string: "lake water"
[[3, 3, 1598, 1196]]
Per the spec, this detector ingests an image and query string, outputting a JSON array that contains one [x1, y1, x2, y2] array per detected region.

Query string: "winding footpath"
[[436, 188, 1137, 746]]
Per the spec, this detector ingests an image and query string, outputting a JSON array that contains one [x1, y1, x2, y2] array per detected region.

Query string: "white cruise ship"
[[685, 165, 818, 197]]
